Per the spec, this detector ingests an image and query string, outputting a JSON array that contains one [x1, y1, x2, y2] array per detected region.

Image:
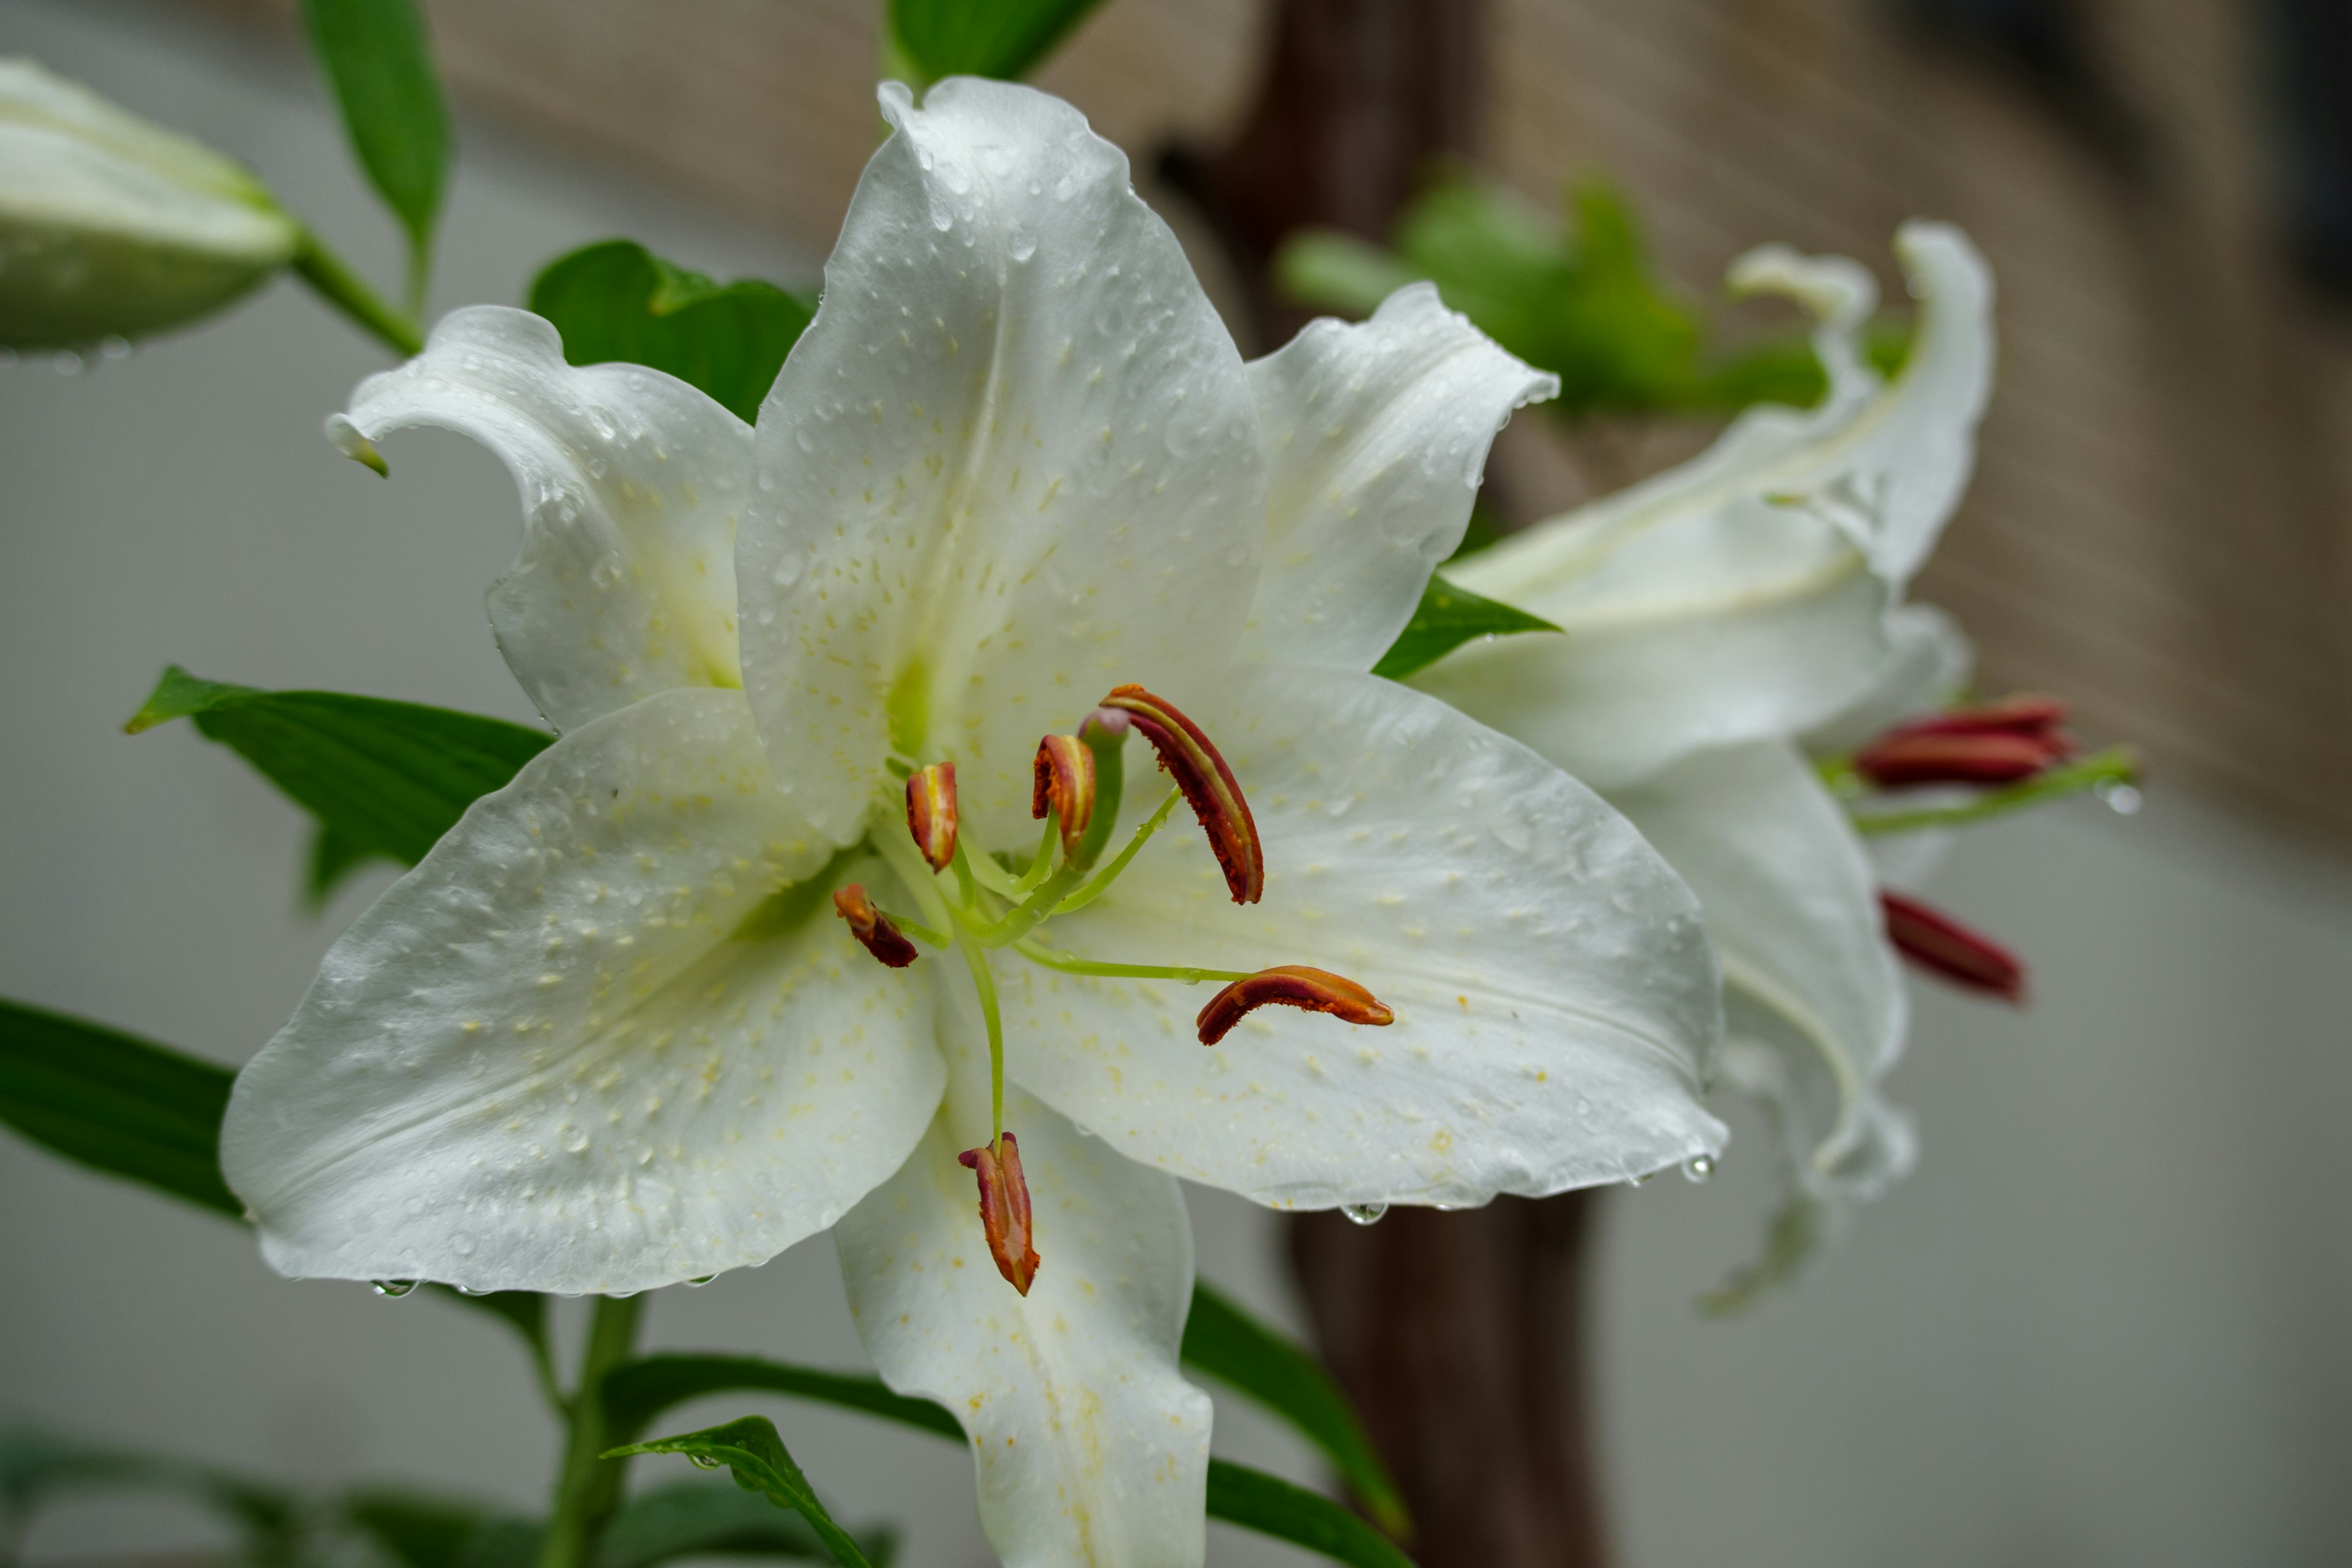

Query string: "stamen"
[[832, 884, 920, 968], [1196, 966, 1395, 1046], [905, 761, 959, 872], [1098, 684, 1264, 904], [1031, 735, 1096, 860], [1880, 891, 2024, 1002], [958, 1133, 1040, 1295], [1853, 729, 2066, 788]]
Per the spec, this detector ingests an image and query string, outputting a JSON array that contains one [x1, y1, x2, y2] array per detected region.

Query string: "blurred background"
[[4, 0, 2350, 1564]]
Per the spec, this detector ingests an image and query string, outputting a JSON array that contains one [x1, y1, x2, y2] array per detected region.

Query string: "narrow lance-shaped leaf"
[[1371, 574, 1559, 682], [597, 1355, 1412, 1568], [527, 241, 816, 423], [886, 0, 1109, 86], [598, 1479, 897, 1568], [0, 1424, 300, 1555], [303, 0, 450, 309], [1181, 1282, 1409, 1537], [126, 666, 551, 903], [607, 1419, 875, 1568], [0, 993, 549, 1359]]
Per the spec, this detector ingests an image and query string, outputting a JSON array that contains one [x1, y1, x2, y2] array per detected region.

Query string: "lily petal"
[[328, 307, 752, 732], [1609, 741, 1910, 1200], [1417, 224, 1994, 790], [1240, 282, 1556, 671], [738, 79, 1265, 848], [838, 1049, 1208, 1568], [223, 688, 944, 1295], [1803, 601, 1974, 757], [1000, 662, 1726, 1208]]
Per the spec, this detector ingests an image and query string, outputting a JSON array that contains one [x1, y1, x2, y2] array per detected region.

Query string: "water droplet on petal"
[[688, 1453, 725, 1469], [685, 1273, 716, 1287], [1682, 1154, 1716, 1183], [1341, 1202, 1387, 1226], [371, 1278, 418, 1298], [1223, 543, 1250, 568], [99, 335, 130, 361], [2095, 780, 2143, 816]]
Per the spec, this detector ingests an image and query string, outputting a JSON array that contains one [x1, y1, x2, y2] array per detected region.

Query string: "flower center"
[[839, 683, 1393, 1294]]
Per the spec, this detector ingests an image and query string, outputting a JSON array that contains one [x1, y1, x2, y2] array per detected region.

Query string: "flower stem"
[[289, 225, 423, 357], [536, 1294, 644, 1568], [1845, 745, 2140, 836]]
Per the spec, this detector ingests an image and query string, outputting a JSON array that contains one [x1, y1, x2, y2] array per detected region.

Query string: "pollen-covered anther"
[[1197, 965, 1395, 1046], [905, 761, 959, 872], [957, 1133, 1040, 1295], [832, 883, 919, 968], [1880, 891, 2024, 1003], [1031, 734, 1096, 859], [1098, 683, 1264, 903], [1854, 694, 2078, 788]]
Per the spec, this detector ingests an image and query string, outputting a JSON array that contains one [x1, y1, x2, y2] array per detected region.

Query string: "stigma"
[[1196, 966, 1395, 1045], [959, 1133, 1041, 1295]]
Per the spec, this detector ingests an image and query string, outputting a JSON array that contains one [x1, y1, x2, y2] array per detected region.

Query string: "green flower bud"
[[0, 58, 299, 348]]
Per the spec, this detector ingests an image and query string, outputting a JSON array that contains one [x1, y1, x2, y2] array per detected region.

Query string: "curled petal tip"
[[1031, 734, 1096, 858], [833, 883, 919, 968], [1098, 683, 1263, 903], [1880, 891, 2024, 1003], [958, 1133, 1040, 1295], [905, 761, 959, 872], [1197, 965, 1395, 1046]]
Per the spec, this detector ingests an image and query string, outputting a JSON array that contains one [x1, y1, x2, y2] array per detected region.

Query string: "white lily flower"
[[0, 58, 298, 347], [1409, 227, 1995, 1301], [225, 80, 1726, 1563]]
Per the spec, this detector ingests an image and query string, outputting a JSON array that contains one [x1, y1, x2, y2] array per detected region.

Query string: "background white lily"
[[1413, 225, 1994, 1303], [0, 57, 298, 347], [225, 78, 1727, 1564]]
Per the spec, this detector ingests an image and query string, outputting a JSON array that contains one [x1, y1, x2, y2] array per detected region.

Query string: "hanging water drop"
[[2095, 779, 2143, 817], [99, 335, 130, 361], [371, 1278, 418, 1297], [1341, 1202, 1387, 1226], [685, 1274, 716, 1287], [1682, 1154, 1716, 1183], [688, 1453, 725, 1469]]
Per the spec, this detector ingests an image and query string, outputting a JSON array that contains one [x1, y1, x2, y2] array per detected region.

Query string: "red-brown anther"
[[1196, 965, 1395, 1046], [1854, 693, 2078, 789], [905, 761, 959, 872], [832, 883, 920, 968], [1880, 891, 2025, 1003], [1031, 733, 1096, 859], [1098, 683, 1264, 903], [957, 1133, 1040, 1295]]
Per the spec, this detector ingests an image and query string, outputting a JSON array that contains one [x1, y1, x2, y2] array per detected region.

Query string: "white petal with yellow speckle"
[[328, 307, 753, 733], [223, 688, 944, 1295]]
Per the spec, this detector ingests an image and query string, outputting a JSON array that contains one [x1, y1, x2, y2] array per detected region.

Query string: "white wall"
[[3, 3, 2348, 1565]]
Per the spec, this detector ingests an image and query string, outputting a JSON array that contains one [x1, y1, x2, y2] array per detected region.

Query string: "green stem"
[[951, 915, 1009, 1142], [1847, 745, 2141, 836], [289, 225, 422, 356], [537, 1294, 645, 1568]]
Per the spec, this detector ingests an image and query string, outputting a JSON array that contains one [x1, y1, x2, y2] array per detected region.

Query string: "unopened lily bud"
[[1031, 734, 1095, 859], [1880, 891, 2024, 1002], [905, 761, 959, 872], [0, 59, 300, 347], [1099, 683, 1264, 903], [833, 883, 919, 968], [957, 1133, 1040, 1295], [1853, 694, 2076, 788], [1197, 965, 1395, 1046]]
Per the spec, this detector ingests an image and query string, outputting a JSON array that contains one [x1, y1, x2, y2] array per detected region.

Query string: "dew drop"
[[1682, 1154, 1716, 1183], [371, 1278, 418, 1298], [52, 350, 83, 375], [99, 335, 130, 361], [1341, 1202, 1387, 1226], [688, 1453, 725, 1469], [2095, 780, 2143, 817], [685, 1273, 716, 1287], [1223, 543, 1250, 568]]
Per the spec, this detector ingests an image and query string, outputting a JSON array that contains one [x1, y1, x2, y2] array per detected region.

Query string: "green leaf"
[[0, 1423, 298, 1549], [602, 1355, 960, 1448], [600, 1479, 895, 1568], [126, 666, 552, 872], [527, 241, 815, 423], [303, 0, 450, 303], [0, 997, 238, 1216], [597, 1354, 1405, 1568], [607, 1419, 874, 1568], [1370, 575, 1559, 681], [1180, 1283, 1408, 1537], [1273, 231, 1423, 319], [1205, 1460, 1415, 1568], [306, 821, 394, 910], [886, 0, 1109, 85], [344, 1490, 503, 1568]]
